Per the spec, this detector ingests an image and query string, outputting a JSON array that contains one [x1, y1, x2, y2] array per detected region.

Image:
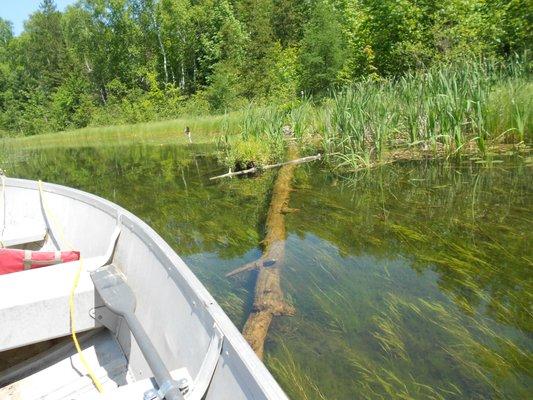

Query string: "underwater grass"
[[346, 292, 529, 399], [270, 157, 532, 399], [266, 342, 328, 400], [276, 242, 532, 399]]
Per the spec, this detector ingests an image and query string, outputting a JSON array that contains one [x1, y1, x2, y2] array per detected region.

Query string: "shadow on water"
[[3, 144, 532, 399]]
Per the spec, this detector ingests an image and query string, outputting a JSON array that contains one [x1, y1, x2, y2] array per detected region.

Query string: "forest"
[[0, 0, 530, 138]]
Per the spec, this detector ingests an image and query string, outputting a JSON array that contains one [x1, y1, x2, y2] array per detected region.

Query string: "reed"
[[219, 57, 530, 171], [325, 56, 531, 170]]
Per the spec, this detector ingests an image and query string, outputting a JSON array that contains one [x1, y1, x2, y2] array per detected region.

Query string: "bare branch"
[[210, 153, 321, 180]]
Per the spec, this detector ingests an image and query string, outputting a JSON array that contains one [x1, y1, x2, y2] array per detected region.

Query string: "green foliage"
[[222, 136, 273, 168], [272, 0, 310, 46], [268, 46, 300, 102], [51, 74, 94, 129], [204, 63, 243, 112], [0, 0, 531, 137], [298, 0, 345, 95], [498, 0, 533, 55], [0, 18, 13, 47], [360, 0, 429, 75]]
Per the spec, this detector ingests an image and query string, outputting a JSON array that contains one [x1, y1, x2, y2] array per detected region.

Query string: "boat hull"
[[0, 178, 288, 399]]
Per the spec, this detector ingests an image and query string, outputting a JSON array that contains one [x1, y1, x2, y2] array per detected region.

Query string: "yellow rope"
[[38, 180, 104, 393], [1, 174, 5, 248]]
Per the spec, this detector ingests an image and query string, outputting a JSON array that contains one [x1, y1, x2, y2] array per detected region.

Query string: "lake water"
[[3, 144, 532, 399]]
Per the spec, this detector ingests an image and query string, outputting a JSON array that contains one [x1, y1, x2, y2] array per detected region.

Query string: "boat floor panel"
[[0, 329, 131, 400]]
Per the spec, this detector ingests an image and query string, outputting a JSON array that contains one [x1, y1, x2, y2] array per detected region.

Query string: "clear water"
[[3, 145, 532, 399]]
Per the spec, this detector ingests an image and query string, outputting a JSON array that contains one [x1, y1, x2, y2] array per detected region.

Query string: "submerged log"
[[226, 143, 301, 358], [210, 153, 321, 180]]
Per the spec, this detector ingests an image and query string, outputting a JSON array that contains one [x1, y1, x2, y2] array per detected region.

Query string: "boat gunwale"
[[3, 177, 288, 399]]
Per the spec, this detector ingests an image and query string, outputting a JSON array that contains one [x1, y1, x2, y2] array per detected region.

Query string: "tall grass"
[[220, 57, 530, 170], [1, 113, 243, 151], [218, 101, 321, 167], [325, 57, 531, 169]]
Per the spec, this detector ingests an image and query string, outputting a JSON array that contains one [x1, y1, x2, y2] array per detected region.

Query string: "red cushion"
[[0, 249, 80, 275]]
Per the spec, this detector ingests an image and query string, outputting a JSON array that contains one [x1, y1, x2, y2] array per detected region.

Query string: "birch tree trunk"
[[152, 9, 168, 84]]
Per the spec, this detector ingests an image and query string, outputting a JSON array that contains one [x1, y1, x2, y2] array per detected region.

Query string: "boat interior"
[[0, 178, 285, 399]]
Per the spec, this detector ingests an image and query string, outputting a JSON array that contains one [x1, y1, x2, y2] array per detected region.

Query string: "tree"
[[22, 0, 68, 93], [358, 0, 428, 76], [272, 0, 310, 46], [298, 0, 345, 95], [193, 0, 247, 90], [497, 0, 533, 55], [0, 19, 14, 133], [0, 18, 12, 49]]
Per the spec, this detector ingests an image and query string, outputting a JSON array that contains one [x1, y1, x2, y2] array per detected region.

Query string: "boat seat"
[[0, 255, 109, 352], [0, 224, 47, 248]]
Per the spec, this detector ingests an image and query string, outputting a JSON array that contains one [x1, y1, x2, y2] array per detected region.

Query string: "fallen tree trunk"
[[210, 153, 321, 180], [226, 143, 300, 358]]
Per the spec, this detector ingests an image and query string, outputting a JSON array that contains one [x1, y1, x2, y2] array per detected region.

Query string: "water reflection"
[[5, 145, 532, 399]]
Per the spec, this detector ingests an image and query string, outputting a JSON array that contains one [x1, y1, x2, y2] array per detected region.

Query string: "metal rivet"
[[178, 378, 189, 394], [143, 388, 158, 400]]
